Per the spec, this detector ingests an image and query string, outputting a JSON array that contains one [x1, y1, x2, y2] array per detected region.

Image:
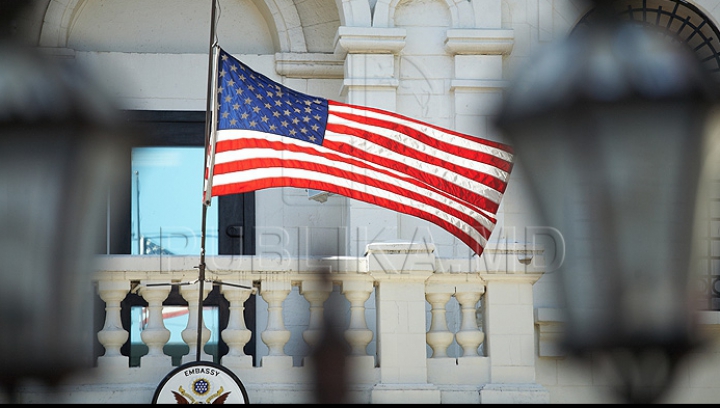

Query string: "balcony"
[[12, 242, 548, 404]]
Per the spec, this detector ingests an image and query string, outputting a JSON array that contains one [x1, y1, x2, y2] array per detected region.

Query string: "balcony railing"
[[19, 242, 549, 404]]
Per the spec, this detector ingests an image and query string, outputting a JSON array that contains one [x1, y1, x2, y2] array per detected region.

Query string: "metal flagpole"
[[197, 0, 219, 362]]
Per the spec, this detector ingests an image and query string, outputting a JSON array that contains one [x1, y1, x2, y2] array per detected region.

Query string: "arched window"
[[574, 0, 720, 82]]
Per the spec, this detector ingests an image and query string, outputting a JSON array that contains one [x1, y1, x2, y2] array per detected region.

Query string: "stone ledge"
[[445, 29, 515, 55], [274, 52, 344, 79], [334, 26, 406, 55]]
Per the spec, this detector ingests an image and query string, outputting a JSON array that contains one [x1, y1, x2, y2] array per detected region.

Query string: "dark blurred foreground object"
[[495, 0, 718, 404], [0, 3, 134, 401]]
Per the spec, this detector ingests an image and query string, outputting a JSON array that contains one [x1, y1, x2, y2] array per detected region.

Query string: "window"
[[131, 146, 218, 255], [574, 0, 720, 83]]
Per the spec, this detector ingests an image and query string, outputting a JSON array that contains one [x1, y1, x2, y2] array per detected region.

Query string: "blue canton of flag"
[[216, 49, 328, 146]]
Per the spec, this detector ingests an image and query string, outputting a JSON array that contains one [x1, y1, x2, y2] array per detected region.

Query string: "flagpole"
[[197, 0, 218, 362]]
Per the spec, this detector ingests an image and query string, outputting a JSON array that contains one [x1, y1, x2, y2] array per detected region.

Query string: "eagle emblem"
[[171, 386, 231, 404]]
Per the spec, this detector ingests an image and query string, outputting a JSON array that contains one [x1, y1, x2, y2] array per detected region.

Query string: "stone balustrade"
[[18, 242, 549, 404]]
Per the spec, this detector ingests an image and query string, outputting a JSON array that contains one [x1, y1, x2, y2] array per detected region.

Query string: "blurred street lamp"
[[0, 2, 135, 401], [495, 1, 718, 403]]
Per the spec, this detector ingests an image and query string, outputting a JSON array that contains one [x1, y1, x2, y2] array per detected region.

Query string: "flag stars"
[[216, 51, 329, 145]]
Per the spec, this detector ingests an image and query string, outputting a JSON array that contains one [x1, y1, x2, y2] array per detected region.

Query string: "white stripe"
[[212, 166, 490, 248], [214, 146, 497, 231], [329, 104, 514, 163], [326, 113, 509, 184]]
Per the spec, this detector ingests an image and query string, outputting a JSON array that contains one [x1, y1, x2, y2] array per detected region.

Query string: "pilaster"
[[334, 27, 407, 256], [366, 242, 441, 404]]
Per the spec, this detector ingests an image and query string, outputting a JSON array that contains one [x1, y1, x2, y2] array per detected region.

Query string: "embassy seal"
[[152, 360, 249, 404]]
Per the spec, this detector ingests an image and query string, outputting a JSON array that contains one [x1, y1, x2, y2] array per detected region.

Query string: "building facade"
[[5, 0, 720, 404]]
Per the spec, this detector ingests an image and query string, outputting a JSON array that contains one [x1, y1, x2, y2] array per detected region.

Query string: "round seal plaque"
[[152, 361, 249, 404]]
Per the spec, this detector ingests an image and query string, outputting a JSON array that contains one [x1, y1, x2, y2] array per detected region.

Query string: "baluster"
[[455, 288, 485, 357], [180, 282, 212, 363], [96, 280, 130, 366], [300, 279, 332, 349], [426, 291, 454, 358], [260, 278, 291, 358], [220, 281, 254, 368], [342, 280, 373, 356], [138, 283, 172, 367]]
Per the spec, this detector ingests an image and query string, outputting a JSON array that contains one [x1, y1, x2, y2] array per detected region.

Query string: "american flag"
[[204, 47, 514, 256]]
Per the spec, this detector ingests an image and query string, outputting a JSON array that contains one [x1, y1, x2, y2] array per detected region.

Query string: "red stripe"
[[212, 177, 486, 255]]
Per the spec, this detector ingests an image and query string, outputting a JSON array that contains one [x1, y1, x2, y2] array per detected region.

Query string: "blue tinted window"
[[131, 147, 218, 255]]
